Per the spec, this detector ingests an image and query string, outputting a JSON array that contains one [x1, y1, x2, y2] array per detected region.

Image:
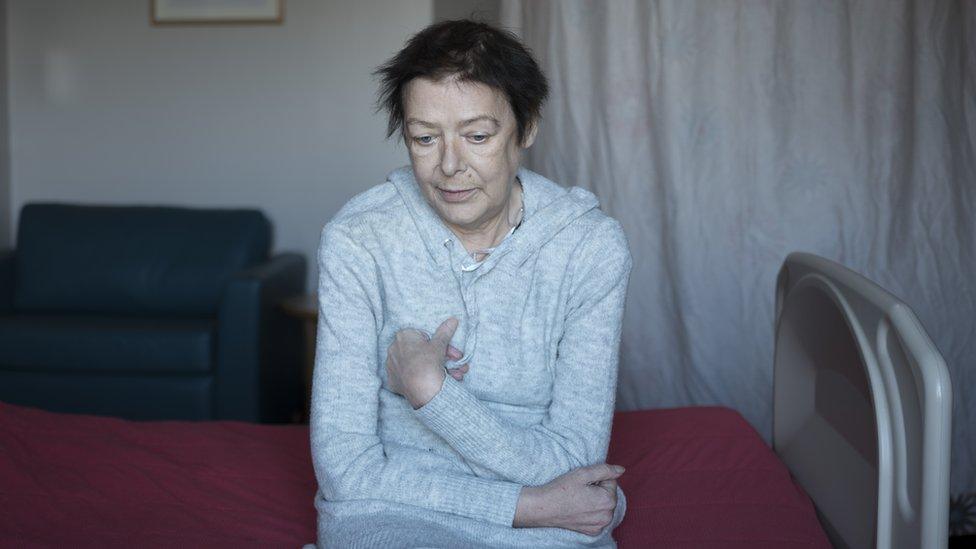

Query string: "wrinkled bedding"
[[0, 401, 829, 548]]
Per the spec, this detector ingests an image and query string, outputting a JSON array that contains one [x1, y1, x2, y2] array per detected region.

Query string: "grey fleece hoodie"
[[310, 165, 633, 548]]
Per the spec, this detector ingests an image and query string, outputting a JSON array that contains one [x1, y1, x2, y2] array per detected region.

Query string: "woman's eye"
[[414, 135, 435, 145], [468, 134, 490, 144]]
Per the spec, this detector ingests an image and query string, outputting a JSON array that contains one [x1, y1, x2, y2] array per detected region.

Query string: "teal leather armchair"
[[0, 203, 306, 422]]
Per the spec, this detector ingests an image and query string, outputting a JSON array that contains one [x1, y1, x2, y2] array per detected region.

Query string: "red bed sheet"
[[0, 401, 829, 548]]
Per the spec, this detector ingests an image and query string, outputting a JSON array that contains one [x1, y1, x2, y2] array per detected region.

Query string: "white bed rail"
[[773, 252, 952, 549]]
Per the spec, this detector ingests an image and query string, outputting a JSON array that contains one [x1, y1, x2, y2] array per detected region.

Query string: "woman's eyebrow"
[[460, 115, 500, 128], [405, 115, 500, 129], [406, 118, 437, 128]]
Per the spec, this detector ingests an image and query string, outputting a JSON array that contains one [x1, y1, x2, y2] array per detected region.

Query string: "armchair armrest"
[[0, 249, 14, 314], [216, 252, 307, 422]]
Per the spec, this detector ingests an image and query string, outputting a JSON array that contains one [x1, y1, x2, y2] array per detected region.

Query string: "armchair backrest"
[[13, 203, 271, 317]]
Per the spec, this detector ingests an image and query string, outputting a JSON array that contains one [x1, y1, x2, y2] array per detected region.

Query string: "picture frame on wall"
[[151, 0, 284, 26]]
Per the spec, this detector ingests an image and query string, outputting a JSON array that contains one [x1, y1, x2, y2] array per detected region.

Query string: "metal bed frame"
[[773, 253, 952, 549]]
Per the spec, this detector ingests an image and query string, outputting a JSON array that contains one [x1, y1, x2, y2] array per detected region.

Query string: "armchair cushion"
[[13, 204, 270, 316], [0, 373, 213, 420], [0, 315, 214, 373]]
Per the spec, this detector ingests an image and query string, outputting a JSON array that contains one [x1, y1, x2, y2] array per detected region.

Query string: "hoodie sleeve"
[[413, 219, 633, 486], [310, 222, 523, 526]]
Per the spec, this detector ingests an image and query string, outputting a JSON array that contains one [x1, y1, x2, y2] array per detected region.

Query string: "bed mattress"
[[0, 401, 829, 548]]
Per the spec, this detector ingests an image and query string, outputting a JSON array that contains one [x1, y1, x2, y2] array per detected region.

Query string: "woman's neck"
[[451, 180, 523, 259]]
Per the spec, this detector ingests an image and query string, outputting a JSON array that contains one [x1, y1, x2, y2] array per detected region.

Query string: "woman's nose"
[[439, 137, 466, 176]]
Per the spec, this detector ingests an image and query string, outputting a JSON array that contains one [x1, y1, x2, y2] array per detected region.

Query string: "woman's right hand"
[[513, 463, 624, 535]]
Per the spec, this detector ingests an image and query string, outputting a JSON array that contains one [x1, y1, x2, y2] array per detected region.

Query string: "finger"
[[446, 363, 468, 381], [597, 478, 618, 495], [432, 317, 460, 347], [578, 463, 625, 483], [446, 344, 463, 360]]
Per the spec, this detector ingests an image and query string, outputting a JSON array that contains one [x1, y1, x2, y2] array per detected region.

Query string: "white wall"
[[434, 0, 499, 23], [7, 0, 433, 287]]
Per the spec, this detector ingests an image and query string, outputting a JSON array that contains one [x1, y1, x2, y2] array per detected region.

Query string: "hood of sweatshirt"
[[387, 166, 600, 277]]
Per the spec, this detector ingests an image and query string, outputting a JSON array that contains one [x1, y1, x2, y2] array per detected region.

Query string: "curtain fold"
[[502, 0, 974, 497]]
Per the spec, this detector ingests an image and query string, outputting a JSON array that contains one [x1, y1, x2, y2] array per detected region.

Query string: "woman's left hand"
[[386, 317, 461, 409]]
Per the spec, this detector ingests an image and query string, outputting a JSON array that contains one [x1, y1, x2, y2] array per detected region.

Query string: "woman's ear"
[[521, 119, 540, 149]]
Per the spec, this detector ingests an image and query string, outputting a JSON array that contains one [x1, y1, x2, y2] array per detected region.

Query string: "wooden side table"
[[280, 294, 318, 423]]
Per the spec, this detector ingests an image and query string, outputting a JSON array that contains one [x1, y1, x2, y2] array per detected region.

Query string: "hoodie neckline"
[[388, 166, 599, 276]]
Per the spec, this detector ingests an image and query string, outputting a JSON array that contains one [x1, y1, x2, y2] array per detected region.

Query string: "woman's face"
[[402, 76, 536, 235]]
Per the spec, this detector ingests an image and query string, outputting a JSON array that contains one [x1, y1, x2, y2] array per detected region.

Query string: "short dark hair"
[[374, 19, 549, 145]]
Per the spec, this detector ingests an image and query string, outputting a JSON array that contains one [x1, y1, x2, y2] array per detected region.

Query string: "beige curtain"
[[502, 0, 975, 499]]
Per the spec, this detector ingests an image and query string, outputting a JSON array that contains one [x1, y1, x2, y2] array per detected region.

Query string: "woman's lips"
[[437, 187, 476, 203]]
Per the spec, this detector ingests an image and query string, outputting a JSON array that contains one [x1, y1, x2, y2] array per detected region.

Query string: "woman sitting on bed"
[[310, 19, 633, 549]]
